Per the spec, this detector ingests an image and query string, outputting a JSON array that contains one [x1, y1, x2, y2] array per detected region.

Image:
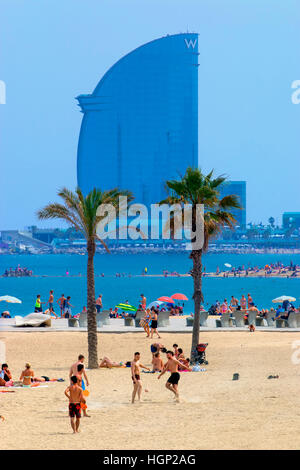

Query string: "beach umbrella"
[[146, 300, 164, 309], [0, 295, 22, 304], [224, 263, 232, 268], [171, 293, 188, 301], [115, 303, 137, 312], [157, 296, 174, 303], [272, 295, 296, 303]]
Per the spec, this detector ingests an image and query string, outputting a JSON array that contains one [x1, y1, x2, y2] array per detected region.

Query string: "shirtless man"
[[57, 294, 66, 317], [158, 351, 192, 402], [69, 355, 89, 387], [152, 352, 164, 372], [131, 352, 150, 404], [64, 376, 85, 433]]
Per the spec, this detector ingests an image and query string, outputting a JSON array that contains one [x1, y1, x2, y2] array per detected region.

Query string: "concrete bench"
[[216, 313, 233, 328], [134, 309, 145, 327], [232, 310, 245, 327], [68, 318, 79, 328], [96, 311, 110, 327], [185, 311, 208, 328], [157, 311, 170, 327], [79, 311, 87, 328], [124, 317, 134, 327]]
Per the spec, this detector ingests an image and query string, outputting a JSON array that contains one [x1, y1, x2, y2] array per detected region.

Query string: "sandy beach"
[[1, 330, 300, 450]]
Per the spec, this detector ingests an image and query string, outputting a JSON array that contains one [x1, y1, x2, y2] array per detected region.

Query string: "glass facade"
[[219, 181, 247, 228], [76, 33, 199, 206]]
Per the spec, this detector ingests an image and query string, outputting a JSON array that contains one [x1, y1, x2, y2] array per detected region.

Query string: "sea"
[[0, 253, 299, 317]]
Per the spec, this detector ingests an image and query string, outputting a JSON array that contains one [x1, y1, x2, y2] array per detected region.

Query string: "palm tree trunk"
[[87, 237, 98, 368], [190, 249, 203, 363]]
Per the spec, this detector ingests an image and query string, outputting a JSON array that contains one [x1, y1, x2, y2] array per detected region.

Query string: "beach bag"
[[139, 319, 146, 328]]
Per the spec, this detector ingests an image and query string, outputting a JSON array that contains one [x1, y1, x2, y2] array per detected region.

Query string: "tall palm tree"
[[37, 187, 133, 368], [160, 168, 241, 362]]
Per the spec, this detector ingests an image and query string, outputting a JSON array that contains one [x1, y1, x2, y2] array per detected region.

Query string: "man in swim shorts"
[[69, 355, 89, 387], [131, 352, 150, 404], [64, 376, 85, 433], [158, 351, 192, 402]]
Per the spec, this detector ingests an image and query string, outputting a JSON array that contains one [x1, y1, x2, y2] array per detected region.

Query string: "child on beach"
[[76, 364, 90, 417], [64, 376, 86, 433], [131, 352, 150, 403]]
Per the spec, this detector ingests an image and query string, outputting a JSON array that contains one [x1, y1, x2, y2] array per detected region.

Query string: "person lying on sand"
[[64, 376, 85, 434], [131, 352, 150, 404], [158, 351, 192, 402], [99, 356, 124, 368]]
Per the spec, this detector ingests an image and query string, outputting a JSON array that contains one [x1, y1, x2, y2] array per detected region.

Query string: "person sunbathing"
[[20, 363, 34, 386], [99, 356, 124, 368], [19, 363, 60, 386], [0, 364, 13, 386]]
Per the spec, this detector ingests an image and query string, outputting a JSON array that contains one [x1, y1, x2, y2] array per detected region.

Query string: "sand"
[[1, 330, 300, 450]]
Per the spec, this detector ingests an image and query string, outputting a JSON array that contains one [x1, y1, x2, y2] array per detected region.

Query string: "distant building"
[[219, 181, 246, 228], [76, 33, 199, 206], [282, 212, 300, 229]]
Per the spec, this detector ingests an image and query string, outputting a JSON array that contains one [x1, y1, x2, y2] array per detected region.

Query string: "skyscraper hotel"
[[76, 33, 199, 207]]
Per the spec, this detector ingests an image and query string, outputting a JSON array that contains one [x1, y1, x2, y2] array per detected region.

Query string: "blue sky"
[[1, 0, 299, 229]]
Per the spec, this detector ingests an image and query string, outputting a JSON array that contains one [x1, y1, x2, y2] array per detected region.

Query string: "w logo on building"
[[184, 38, 197, 49]]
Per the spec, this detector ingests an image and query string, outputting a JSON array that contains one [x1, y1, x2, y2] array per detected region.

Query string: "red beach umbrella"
[[171, 293, 188, 301], [157, 296, 175, 303]]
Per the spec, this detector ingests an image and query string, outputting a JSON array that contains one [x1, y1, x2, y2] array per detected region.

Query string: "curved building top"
[[77, 33, 199, 206]]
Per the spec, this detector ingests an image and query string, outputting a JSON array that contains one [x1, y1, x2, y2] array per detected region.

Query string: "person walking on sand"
[[69, 355, 89, 387], [150, 309, 161, 339], [158, 351, 191, 402], [131, 352, 150, 404], [64, 376, 86, 433], [140, 308, 151, 337]]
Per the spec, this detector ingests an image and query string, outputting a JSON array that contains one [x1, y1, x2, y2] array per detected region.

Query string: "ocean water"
[[0, 253, 299, 317]]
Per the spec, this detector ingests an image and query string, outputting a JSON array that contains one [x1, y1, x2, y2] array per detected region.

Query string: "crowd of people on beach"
[[208, 292, 299, 322], [2, 266, 33, 277], [0, 337, 196, 433], [211, 261, 300, 278]]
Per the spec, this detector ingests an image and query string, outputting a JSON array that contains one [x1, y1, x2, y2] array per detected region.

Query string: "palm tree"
[[37, 187, 133, 368], [160, 168, 241, 362]]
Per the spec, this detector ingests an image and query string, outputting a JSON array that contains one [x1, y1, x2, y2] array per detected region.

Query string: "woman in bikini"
[[141, 308, 151, 337], [20, 363, 35, 387]]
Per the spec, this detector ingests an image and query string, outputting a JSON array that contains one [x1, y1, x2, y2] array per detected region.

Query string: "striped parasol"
[[115, 303, 137, 312]]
